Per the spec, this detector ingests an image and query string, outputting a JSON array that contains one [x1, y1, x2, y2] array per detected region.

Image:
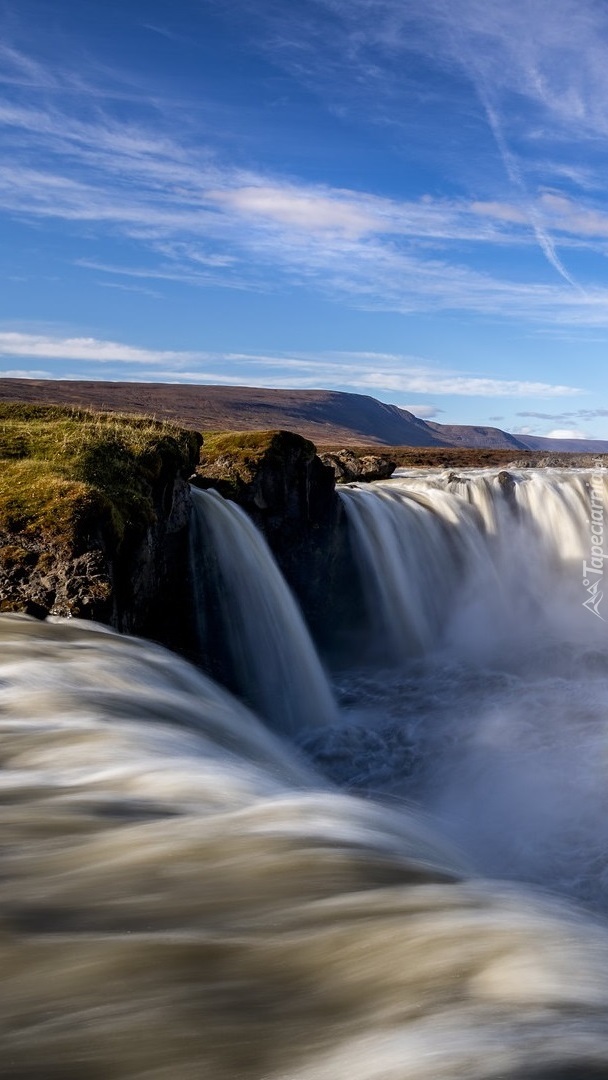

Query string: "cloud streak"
[[474, 84, 581, 289], [3, 42, 608, 328], [0, 333, 586, 398], [4, 13, 608, 357]]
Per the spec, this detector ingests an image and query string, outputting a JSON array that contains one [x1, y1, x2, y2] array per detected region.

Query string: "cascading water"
[[302, 467, 608, 911], [189, 486, 336, 734], [6, 466, 608, 1078], [339, 468, 605, 664], [4, 613, 608, 1080]]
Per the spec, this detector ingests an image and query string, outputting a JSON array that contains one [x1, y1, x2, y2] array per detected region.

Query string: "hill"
[[1, 379, 608, 453], [0, 380, 445, 446]]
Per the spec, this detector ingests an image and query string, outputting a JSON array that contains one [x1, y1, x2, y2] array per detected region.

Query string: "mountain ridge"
[[1, 378, 607, 453]]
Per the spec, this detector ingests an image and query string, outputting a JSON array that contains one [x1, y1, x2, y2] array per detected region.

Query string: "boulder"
[[319, 448, 396, 484], [192, 429, 335, 527]]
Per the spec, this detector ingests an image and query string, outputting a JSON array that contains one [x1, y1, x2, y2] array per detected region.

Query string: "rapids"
[[304, 469, 608, 909], [4, 466, 608, 1078]]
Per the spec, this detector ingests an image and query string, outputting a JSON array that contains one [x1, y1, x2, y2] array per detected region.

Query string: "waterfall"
[[189, 486, 336, 735], [340, 468, 607, 664], [5, 613, 608, 1080], [7, 468, 608, 1078]]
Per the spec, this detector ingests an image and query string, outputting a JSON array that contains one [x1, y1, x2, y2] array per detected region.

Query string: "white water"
[[4, 613, 608, 1079], [6, 466, 608, 1075], [189, 486, 336, 734], [340, 469, 603, 664], [298, 468, 608, 912]]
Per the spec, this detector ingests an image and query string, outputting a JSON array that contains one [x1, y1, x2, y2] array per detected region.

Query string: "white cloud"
[[401, 404, 443, 417], [209, 186, 383, 237], [347, 371, 583, 397], [4, 64, 608, 327], [5, 34, 608, 330], [0, 332, 189, 364], [0, 368, 52, 378], [545, 428, 589, 439], [0, 333, 586, 399]]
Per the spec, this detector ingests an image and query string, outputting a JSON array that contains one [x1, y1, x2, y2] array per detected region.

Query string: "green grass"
[[0, 403, 201, 552], [196, 430, 316, 504], [199, 429, 314, 473]]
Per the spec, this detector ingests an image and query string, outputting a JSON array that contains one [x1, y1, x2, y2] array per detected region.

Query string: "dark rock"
[[192, 430, 336, 524], [193, 430, 367, 660], [497, 470, 518, 514], [319, 448, 396, 484], [0, 424, 201, 655], [0, 545, 112, 621], [497, 470, 515, 489], [22, 600, 49, 620]]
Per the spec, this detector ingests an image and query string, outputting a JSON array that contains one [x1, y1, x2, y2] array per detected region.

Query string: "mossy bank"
[[0, 404, 201, 647], [0, 409, 372, 663]]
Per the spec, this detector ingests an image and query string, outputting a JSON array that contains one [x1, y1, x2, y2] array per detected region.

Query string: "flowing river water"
[[3, 467, 608, 1078]]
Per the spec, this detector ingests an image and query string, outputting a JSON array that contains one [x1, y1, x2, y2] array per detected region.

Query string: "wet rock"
[[497, 470, 518, 514]]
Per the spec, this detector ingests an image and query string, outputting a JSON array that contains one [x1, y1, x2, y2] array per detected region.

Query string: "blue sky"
[[3, 0, 608, 438]]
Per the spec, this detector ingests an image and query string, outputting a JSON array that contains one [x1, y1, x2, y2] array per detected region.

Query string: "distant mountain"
[[514, 433, 608, 454], [425, 420, 525, 451], [0, 378, 607, 454], [0, 380, 448, 446]]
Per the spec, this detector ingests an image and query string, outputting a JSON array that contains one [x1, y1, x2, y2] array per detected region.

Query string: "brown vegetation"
[[0, 380, 443, 446]]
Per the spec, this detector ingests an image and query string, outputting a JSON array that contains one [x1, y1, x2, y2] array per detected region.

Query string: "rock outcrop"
[[192, 430, 365, 655], [192, 430, 336, 524], [319, 448, 396, 483], [0, 405, 201, 653], [0, 412, 370, 665]]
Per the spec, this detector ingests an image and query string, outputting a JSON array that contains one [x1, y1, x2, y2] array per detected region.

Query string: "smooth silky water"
[[4, 468, 608, 1078], [322, 468, 608, 909]]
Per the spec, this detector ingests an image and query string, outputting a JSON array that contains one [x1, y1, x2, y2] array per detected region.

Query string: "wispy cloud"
[[293, 0, 608, 140], [3, 24, 608, 330], [97, 281, 163, 299], [251, 0, 608, 286], [0, 333, 586, 398], [402, 404, 444, 418], [0, 368, 52, 378], [517, 409, 608, 421], [545, 428, 589, 440], [473, 85, 580, 289]]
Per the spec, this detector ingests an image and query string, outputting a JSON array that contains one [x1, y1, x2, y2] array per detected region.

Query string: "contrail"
[[478, 84, 583, 292]]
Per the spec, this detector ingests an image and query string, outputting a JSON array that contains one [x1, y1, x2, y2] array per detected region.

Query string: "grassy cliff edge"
[[0, 403, 200, 621]]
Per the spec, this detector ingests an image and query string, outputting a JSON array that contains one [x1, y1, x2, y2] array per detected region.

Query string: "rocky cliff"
[[0, 410, 375, 665], [0, 404, 201, 652], [191, 430, 364, 654]]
